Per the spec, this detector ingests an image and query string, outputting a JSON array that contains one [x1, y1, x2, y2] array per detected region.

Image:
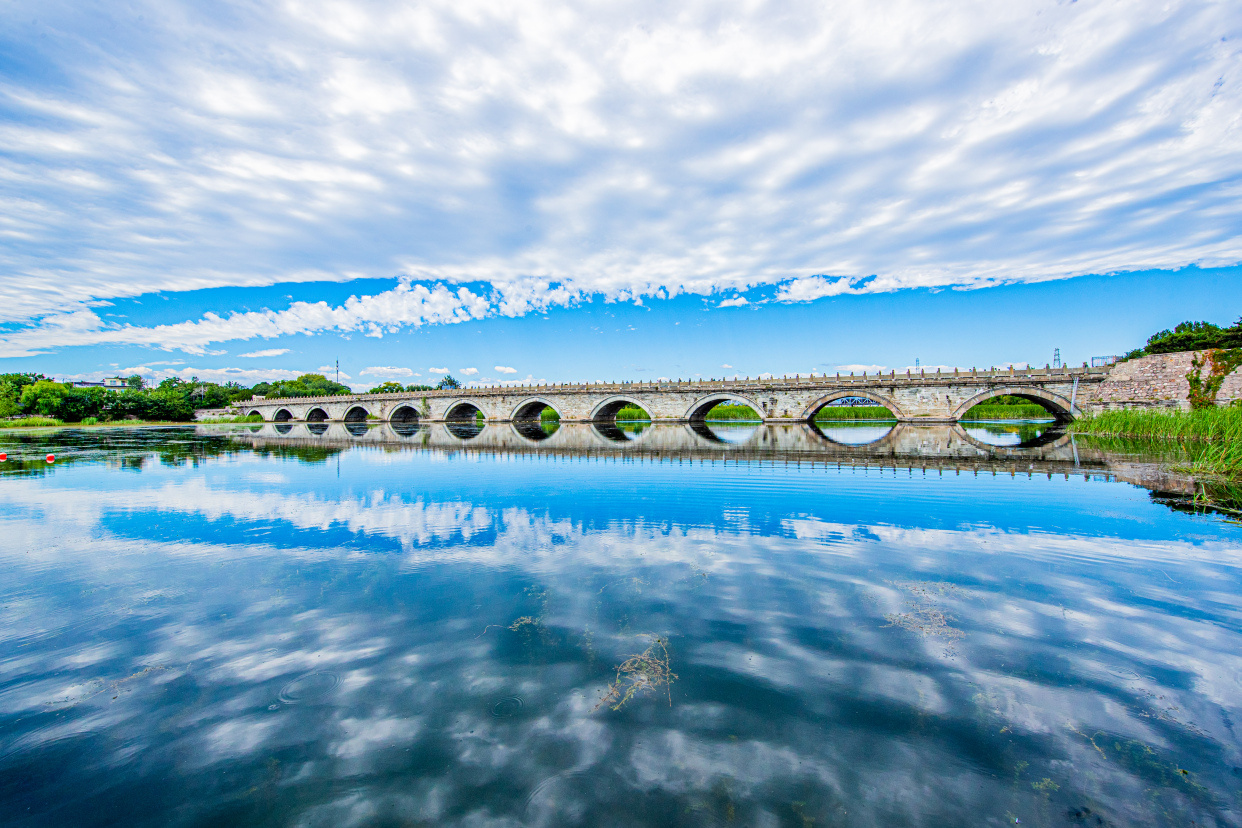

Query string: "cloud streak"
[[0, 0, 1239, 352]]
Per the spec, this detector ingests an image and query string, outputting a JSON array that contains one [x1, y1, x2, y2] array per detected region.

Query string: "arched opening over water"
[[511, 398, 561, 440], [805, 393, 899, 445], [804, 393, 901, 423], [306, 408, 329, 422], [954, 388, 1074, 422], [391, 405, 419, 424], [445, 401, 484, 423], [686, 395, 763, 422], [273, 408, 294, 422], [685, 395, 763, 443], [344, 406, 369, 423], [591, 397, 651, 439], [247, 409, 262, 419]]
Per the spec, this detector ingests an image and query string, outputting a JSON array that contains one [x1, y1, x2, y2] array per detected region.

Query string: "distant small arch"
[[801, 391, 904, 421], [273, 408, 294, 422], [952, 386, 1076, 421], [247, 409, 262, 419], [590, 396, 650, 422], [511, 397, 561, 422], [684, 393, 765, 421], [344, 406, 369, 423], [306, 407, 329, 422], [391, 405, 419, 424]]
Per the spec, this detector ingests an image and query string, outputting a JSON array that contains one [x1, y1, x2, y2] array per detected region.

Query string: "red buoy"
[[46, 454, 55, 463], [0, 452, 6, 461]]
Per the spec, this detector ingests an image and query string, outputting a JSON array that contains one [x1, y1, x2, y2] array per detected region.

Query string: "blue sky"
[[1, 0, 1240, 388]]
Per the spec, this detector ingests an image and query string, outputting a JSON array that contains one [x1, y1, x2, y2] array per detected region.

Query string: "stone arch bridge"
[[236, 366, 1108, 425]]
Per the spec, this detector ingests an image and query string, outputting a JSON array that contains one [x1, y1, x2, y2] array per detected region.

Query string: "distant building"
[[69, 376, 129, 389]]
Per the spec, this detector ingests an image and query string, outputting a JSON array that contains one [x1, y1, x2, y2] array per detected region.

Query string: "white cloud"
[[360, 366, 413, 378], [720, 363, 733, 369], [0, 283, 490, 357], [429, 367, 449, 374], [460, 367, 478, 376], [316, 366, 351, 379], [494, 365, 517, 374], [0, 0, 1238, 346], [717, 296, 748, 308], [238, 348, 290, 358]]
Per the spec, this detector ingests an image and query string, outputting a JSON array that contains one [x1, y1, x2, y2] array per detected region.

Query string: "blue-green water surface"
[[1, 425, 1239, 827]]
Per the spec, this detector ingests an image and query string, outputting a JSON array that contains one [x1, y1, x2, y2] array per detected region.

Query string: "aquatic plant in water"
[[596, 636, 677, 711]]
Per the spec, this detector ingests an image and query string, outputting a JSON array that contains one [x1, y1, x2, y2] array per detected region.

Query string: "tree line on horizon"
[[1126, 318, 1242, 359], [0, 371, 463, 423]]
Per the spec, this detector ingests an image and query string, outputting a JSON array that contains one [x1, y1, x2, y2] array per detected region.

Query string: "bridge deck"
[[242, 365, 1107, 409]]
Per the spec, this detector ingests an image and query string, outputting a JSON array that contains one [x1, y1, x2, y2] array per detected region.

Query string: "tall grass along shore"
[[1071, 407, 1242, 492]]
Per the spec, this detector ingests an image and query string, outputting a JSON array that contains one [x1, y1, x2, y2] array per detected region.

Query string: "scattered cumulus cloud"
[[717, 296, 749, 308], [429, 367, 449, 374], [238, 348, 290, 358], [0, 0, 1239, 353], [721, 364, 733, 369], [460, 367, 478, 376], [494, 365, 517, 374]]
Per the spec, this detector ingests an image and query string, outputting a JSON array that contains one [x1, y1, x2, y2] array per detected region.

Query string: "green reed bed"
[[0, 416, 63, 429], [961, 404, 1054, 420], [814, 406, 896, 421], [1072, 408, 1242, 505]]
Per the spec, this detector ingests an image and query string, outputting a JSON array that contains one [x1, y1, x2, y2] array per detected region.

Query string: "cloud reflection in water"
[[0, 429, 1239, 826]]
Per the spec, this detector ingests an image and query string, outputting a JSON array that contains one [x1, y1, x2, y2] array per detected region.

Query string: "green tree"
[[126, 374, 145, 389], [1131, 318, 1242, 357], [19, 380, 69, 417], [368, 381, 407, 394], [435, 375, 461, 390]]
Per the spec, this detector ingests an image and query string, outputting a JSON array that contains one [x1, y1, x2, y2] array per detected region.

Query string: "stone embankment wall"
[[1083, 351, 1242, 413]]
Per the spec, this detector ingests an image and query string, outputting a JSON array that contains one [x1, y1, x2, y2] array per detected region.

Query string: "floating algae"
[[596, 636, 677, 712]]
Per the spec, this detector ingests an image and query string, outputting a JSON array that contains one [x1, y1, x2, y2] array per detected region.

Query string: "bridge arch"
[[590, 395, 650, 422], [952, 386, 1077, 421], [800, 390, 905, 421], [391, 404, 419, 424], [306, 407, 329, 422], [246, 409, 263, 419], [444, 399, 485, 421], [273, 408, 294, 422], [511, 397, 561, 422], [683, 393, 765, 422], [343, 405, 369, 423]]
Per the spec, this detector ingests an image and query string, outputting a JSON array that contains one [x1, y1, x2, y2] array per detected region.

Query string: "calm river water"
[[1, 422, 1240, 827]]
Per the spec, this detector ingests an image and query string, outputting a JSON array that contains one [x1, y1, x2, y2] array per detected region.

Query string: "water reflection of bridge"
[[201, 422, 1194, 496]]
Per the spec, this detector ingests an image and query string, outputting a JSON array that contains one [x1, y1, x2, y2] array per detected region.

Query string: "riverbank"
[[1071, 407, 1242, 510], [0, 415, 260, 430]]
